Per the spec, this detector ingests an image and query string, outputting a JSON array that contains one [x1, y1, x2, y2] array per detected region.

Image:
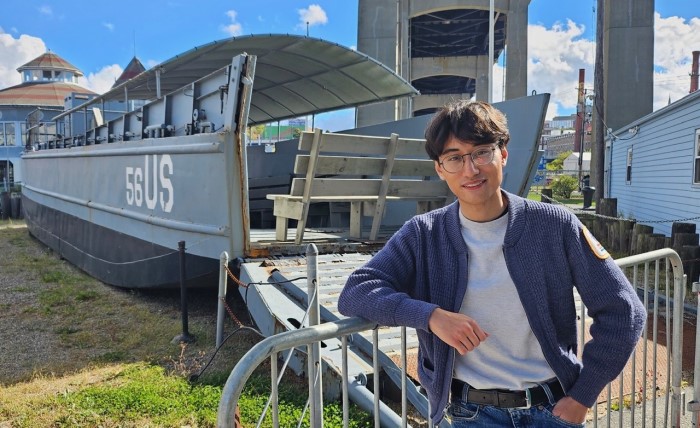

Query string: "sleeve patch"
[[582, 225, 610, 260]]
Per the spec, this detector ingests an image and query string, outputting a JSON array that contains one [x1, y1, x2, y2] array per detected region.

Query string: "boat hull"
[[23, 196, 218, 288], [21, 133, 244, 289]]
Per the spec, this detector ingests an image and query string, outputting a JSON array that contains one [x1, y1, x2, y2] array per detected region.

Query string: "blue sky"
[[1, 1, 698, 129]]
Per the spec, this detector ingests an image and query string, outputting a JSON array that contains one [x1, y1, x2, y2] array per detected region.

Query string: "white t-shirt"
[[453, 209, 556, 390]]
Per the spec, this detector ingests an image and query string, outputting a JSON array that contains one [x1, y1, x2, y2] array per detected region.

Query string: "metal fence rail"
[[218, 247, 694, 428]]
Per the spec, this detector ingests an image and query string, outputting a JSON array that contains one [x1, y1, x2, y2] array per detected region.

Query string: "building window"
[[0, 123, 13, 146], [694, 130, 700, 184], [626, 147, 633, 184]]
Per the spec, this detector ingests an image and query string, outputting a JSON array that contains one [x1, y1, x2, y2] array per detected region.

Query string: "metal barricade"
[[218, 248, 692, 428]]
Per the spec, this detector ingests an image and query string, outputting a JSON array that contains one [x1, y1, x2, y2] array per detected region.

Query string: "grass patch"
[[1, 363, 375, 428], [55, 364, 220, 426], [0, 227, 391, 427], [527, 189, 593, 207]]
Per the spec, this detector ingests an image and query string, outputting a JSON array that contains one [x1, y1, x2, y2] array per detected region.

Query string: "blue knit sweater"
[[337, 192, 646, 425]]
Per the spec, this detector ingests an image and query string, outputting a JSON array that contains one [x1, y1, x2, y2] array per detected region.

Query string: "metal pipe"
[[346, 378, 406, 427], [691, 282, 700, 426], [217, 317, 376, 424], [156, 68, 162, 99], [488, 0, 494, 103], [671, 274, 686, 427], [690, 51, 699, 93], [373, 329, 380, 428], [172, 240, 194, 343], [342, 335, 349, 428], [401, 326, 407, 427], [306, 243, 323, 428], [216, 251, 229, 348], [271, 353, 279, 428]]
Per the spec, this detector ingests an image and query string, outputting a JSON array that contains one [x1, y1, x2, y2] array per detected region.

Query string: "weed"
[[93, 351, 129, 363], [54, 326, 80, 335]]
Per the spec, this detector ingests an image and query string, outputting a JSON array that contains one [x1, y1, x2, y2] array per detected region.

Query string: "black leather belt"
[[451, 378, 565, 409]]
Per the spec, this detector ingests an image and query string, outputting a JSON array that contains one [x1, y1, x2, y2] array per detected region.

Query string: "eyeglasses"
[[438, 145, 498, 173]]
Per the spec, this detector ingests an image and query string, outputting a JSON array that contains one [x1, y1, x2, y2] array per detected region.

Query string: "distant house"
[[606, 89, 700, 236], [563, 152, 591, 172], [0, 51, 95, 187]]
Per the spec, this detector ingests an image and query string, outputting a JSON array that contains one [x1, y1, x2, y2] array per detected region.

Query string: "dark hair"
[[424, 100, 510, 161]]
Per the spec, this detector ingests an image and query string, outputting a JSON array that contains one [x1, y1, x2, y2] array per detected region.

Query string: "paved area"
[[591, 386, 697, 427]]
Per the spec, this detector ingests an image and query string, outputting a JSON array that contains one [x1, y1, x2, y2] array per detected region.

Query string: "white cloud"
[[79, 64, 124, 95], [492, 13, 700, 120], [0, 32, 46, 89], [38, 5, 53, 16], [103, 22, 115, 32], [525, 20, 595, 120], [653, 13, 700, 108], [298, 4, 328, 30], [222, 10, 243, 36]]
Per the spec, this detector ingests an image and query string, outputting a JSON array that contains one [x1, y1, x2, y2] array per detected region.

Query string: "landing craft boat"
[[21, 34, 549, 289]]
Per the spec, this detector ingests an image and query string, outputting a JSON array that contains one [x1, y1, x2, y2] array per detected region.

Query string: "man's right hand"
[[428, 308, 489, 355]]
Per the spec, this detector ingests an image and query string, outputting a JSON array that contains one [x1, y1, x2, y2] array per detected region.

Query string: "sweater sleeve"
[[337, 220, 439, 332], [564, 217, 646, 407]]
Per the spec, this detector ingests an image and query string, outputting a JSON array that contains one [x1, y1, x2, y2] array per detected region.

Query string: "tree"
[[247, 124, 266, 141], [546, 150, 572, 171], [551, 175, 578, 199]]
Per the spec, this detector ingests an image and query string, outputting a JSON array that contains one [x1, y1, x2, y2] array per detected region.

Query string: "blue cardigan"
[[338, 192, 646, 424]]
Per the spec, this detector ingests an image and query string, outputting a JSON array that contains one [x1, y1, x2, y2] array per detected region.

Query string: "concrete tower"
[[356, 0, 530, 128], [603, 0, 654, 132]]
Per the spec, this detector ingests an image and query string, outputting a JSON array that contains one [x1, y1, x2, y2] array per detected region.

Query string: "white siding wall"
[[609, 92, 700, 236]]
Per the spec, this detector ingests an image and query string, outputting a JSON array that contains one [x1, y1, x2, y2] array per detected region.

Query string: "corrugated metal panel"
[[54, 34, 418, 125]]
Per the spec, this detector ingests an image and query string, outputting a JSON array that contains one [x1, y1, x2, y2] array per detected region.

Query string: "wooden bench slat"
[[270, 130, 451, 243], [298, 131, 427, 157], [289, 178, 449, 198], [294, 155, 436, 176]]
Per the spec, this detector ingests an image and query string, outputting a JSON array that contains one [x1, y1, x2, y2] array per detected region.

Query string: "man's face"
[[434, 135, 508, 222]]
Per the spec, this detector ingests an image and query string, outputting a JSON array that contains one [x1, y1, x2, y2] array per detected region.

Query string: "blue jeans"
[[446, 383, 586, 427]]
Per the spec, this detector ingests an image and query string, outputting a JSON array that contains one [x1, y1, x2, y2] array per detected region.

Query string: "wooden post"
[[630, 224, 654, 254], [619, 220, 635, 256], [370, 133, 399, 241]]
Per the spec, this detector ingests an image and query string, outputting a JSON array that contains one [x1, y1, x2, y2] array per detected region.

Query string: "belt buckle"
[[513, 388, 532, 409]]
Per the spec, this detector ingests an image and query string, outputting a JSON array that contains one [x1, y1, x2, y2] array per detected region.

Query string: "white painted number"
[[125, 155, 174, 212], [125, 167, 134, 205]]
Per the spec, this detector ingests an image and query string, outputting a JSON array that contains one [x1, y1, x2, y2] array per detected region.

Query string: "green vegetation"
[[546, 150, 572, 171], [0, 227, 383, 427], [550, 175, 579, 199], [1, 363, 375, 427]]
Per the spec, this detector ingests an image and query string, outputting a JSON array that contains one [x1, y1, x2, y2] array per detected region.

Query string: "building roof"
[[112, 57, 146, 88], [0, 81, 94, 107], [17, 52, 83, 77], [566, 152, 591, 161], [55, 34, 418, 125]]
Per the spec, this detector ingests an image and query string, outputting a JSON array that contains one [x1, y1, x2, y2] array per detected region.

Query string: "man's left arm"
[[564, 222, 647, 409]]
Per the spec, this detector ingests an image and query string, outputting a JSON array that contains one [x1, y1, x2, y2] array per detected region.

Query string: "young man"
[[337, 100, 645, 427]]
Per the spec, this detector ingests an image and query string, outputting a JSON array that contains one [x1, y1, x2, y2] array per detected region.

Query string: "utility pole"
[[575, 69, 585, 187], [593, 0, 605, 209]]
